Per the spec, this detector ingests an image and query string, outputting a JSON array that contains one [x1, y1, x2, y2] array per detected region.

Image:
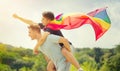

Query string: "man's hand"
[[13, 14, 19, 18], [33, 48, 39, 55], [12, 13, 38, 25]]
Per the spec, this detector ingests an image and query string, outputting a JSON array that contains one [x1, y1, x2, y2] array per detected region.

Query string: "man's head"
[[41, 11, 54, 25], [28, 25, 41, 40]]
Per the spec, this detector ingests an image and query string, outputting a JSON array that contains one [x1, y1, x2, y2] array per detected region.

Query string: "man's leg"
[[62, 47, 80, 69], [47, 60, 56, 71], [44, 55, 56, 71]]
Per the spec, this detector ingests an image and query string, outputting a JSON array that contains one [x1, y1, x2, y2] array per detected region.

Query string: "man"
[[13, 12, 83, 71], [28, 25, 83, 71]]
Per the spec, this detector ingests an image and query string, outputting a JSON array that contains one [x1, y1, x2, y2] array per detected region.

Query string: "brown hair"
[[42, 11, 54, 20], [28, 25, 41, 33]]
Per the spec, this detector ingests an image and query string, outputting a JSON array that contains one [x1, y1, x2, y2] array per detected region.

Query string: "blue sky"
[[0, 0, 120, 49]]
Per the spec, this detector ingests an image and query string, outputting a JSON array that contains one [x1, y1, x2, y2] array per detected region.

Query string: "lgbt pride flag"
[[47, 7, 111, 40]]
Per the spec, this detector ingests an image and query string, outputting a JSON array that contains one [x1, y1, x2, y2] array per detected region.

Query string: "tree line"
[[0, 43, 120, 71]]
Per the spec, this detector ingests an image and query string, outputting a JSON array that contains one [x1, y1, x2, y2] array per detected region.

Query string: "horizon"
[[0, 42, 118, 49]]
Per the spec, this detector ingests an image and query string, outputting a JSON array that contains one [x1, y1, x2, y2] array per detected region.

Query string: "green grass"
[[70, 65, 78, 71]]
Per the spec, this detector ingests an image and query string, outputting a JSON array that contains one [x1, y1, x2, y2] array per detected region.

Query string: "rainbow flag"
[[47, 7, 111, 40], [87, 7, 111, 40]]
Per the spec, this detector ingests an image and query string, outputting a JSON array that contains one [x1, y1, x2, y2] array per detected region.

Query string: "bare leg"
[[43, 55, 56, 71], [44, 55, 50, 63], [62, 47, 80, 69], [47, 60, 56, 71]]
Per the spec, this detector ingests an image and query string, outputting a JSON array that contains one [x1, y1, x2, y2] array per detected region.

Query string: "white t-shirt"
[[39, 34, 70, 71]]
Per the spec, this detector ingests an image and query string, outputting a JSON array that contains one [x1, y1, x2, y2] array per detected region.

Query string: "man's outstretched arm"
[[13, 14, 37, 25]]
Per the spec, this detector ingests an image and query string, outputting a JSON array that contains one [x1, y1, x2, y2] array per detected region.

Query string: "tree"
[[24, 61, 34, 71], [0, 52, 16, 67], [106, 54, 120, 71], [99, 62, 110, 71], [93, 47, 104, 69], [82, 61, 98, 71], [93, 48, 104, 63], [114, 44, 120, 54], [32, 53, 47, 71], [11, 59, 25, 71], [0, 64, 12, 71]]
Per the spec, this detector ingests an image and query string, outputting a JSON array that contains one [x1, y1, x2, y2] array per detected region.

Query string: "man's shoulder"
[[47, 34, 60, 39], [48, 34, 58, 37]]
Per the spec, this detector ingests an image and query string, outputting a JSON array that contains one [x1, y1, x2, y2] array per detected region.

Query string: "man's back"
[[39, 34, 70, 71]]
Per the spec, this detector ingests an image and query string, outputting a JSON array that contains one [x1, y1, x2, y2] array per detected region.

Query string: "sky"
[[0, 0, 120, 49]]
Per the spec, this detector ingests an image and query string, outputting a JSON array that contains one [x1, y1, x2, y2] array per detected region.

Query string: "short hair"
[[28, 25, 41, 33], [42, 11, 54, 20]]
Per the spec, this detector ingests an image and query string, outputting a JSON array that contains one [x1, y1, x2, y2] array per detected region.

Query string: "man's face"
[[41, 17, 50, 26], [28, 28, 36, 40]]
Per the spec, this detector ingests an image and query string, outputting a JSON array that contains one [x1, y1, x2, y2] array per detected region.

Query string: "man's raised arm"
[[13, 14, 37, 25]]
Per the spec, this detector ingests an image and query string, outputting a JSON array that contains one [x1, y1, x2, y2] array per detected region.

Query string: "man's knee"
[[47, 61, 56, 71]]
